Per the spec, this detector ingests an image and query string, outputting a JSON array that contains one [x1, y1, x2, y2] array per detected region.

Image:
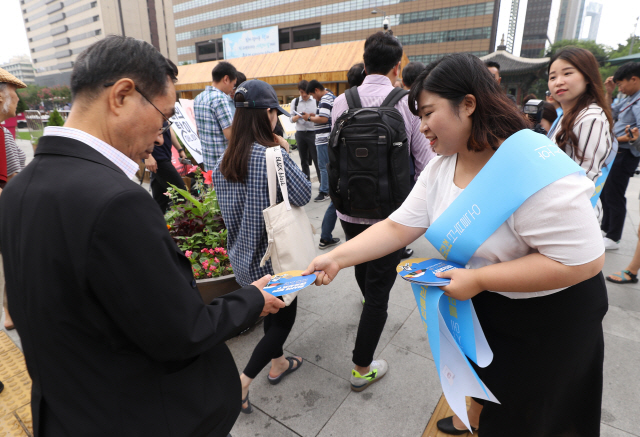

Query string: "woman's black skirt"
[[471, 272, 608, 437]]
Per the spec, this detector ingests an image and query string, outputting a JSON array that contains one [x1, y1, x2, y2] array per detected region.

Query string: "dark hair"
[[306, 79, 324, 94], [522, 93, 537, 106], [219, 93, 278, 183], [70, 35, 177, 100], [235, 71, 247, 88], [212, 61, 237, 83], [347, 63, 366, 87], [484, 61, 500, 71], [363, 32, 403, 75], [402, 61, 425, 88], [297, 80, 309, 91], [541, 102, 558, 124], [408, 53, 530, 152], [613, 62, 640, 82], [548, 46, 613, 158]]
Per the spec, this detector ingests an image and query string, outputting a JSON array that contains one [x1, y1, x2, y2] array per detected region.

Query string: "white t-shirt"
[[389, 154, 605, 299]]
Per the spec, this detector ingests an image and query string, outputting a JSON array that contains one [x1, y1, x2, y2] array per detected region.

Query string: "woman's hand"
[[302, 253, 341, 286], [274, 134, 290, 153], [436, 268, 484, 301]]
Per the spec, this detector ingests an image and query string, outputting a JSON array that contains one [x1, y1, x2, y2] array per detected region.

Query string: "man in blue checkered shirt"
[[194, 62, 238, 170]]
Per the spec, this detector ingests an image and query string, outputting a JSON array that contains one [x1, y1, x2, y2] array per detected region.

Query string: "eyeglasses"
[[103, 82, 173, 134]]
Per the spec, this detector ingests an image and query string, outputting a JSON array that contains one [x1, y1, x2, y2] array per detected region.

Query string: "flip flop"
[[267, 357, 303, 385], [241, 391, 252, 414], [606, 270, 639, 284]]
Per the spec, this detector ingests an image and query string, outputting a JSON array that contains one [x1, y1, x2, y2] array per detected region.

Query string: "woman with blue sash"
[[547, 46, 615, 223], [303, 53, 607, 436]]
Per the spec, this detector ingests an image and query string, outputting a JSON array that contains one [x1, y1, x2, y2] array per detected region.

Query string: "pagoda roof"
[[480, 50, 549, 75]]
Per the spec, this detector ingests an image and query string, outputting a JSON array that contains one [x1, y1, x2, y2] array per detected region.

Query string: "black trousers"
[[295, 130, 320, 184], [601, 147, 640, 241], [150, 159, 187, 213], [340, 220, 404, 367], [471, 274, 607, 437], [243, 297, 298, 378]]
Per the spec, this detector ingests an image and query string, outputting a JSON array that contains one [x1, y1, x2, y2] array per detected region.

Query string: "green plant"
[[165, 168, 233, 278], [47, 109, 65, 127]]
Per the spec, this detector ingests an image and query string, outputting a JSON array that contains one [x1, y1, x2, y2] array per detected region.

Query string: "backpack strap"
[[345, 87, 362, 109], [293, 97, 298, 113], [381, 87, 409, 108]]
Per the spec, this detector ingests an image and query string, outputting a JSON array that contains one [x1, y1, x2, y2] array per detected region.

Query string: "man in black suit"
[[0, 36, 285, 437]]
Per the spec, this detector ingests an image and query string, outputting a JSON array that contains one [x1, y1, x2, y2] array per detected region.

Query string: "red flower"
[[203, 170, 213, 185]]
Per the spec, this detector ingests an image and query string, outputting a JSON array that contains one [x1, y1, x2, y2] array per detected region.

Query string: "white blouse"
[[389, 154, 605, 299]]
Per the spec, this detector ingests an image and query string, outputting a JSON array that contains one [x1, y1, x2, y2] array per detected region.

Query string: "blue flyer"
[[264, 270, 317, 297], [397, 258, 465, 286]]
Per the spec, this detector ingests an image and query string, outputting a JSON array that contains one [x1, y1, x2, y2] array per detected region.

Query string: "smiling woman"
[[303, 53, 608, 437]]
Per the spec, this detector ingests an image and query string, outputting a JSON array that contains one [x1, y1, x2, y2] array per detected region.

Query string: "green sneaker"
[[350, 359, 388, 392]]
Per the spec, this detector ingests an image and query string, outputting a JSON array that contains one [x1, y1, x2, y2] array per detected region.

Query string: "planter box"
[[197, 274, 241, 304]]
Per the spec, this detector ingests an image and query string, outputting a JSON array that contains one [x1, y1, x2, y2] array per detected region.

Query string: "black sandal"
[[241, 391, 252, 414], [436, 416, 477, 435], [606, 270, 639, 284], [267, 357, 303, 385]]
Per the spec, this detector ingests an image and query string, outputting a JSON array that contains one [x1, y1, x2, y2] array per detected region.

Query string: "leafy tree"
[[545, 39, 610, 65], [17, 84, 41, 108], [609, 36, 640, 60], [47, 109, 65, 127], [16, 98, 27, 114]]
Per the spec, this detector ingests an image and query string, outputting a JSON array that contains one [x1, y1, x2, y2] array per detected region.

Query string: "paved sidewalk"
[[2, 142, 639, 436]]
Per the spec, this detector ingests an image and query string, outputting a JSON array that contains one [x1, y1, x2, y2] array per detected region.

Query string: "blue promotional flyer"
[[397, 258, 464, 286], [264, 271, 317, 297]]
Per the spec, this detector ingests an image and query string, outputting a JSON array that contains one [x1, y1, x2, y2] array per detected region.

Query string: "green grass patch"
[[16, 131, 31, 141]]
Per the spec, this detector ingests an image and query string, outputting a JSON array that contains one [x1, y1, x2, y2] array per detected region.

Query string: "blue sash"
[[590, 138, 617, 207], [412, 130, 584, 430]]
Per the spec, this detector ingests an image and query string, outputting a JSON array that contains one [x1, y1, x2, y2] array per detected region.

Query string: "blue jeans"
[[316, 141, 329, 194], [321, 201, 337, 241]]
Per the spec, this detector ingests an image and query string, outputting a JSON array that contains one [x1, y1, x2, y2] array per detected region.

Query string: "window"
[[293, 26, 319, 43]]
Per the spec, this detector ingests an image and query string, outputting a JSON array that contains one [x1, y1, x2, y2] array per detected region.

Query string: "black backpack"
[[327, 86, 411, 219]]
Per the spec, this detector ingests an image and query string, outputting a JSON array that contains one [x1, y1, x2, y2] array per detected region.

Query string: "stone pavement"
[[2, 138, 639, 436]]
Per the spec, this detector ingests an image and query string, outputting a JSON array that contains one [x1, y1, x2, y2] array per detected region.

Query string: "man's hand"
[[251, 275, 286, 316], [435, 268, 484, 301], [292, 115, 301, 122], [302, 254, 341, 286], [302, 112, 312, 122], [604, 76, 616, 95], [626, 125, 639, 141], [145, 155, 158, 173]]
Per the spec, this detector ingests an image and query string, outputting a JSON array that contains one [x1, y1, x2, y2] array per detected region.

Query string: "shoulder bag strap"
[[381, 87, 409, 108], [345, 87, 362, 109], [265, 146, 292, 210], [265, 147, 278, 206]]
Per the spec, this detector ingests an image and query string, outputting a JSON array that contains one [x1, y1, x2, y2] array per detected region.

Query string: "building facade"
[[520, 0, 553, 58], [583, 2, 602, 41], [1, 55, 36, 85], [173, 0, 501, 66], [20, 0, 178, 87], [554, 0, 586, 41]]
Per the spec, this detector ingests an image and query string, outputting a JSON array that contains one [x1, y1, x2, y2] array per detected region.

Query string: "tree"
[[47, 109, 65, 127], [609, 36, 640, 60], [545, 39, 610, 65], [17, 84, 41, 108], [16, 98, 27, 114]]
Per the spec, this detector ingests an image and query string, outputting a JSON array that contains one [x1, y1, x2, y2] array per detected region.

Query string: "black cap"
[[234, 79, 290, 117]]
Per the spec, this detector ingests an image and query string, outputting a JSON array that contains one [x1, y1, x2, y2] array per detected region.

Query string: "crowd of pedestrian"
[[0, 28, 638, 437]]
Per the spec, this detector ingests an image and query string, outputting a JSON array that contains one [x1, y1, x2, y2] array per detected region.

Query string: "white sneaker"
[[603, 237, 620, 250], [350, 359, 388, 392]]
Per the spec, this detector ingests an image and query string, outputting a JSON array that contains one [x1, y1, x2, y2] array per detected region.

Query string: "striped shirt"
[[43, 126, 139, 179], [549, 103, 612, 183], [194, 86, 235, 170], [3, 127, 26, 176], [331, 74, 436, 225], [314, 89, 335, 144], [212, 144, 311, 286]]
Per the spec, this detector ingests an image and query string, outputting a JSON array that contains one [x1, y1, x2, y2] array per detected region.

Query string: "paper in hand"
[[264, 270, 317, 296], [396, 258, 464, 286]]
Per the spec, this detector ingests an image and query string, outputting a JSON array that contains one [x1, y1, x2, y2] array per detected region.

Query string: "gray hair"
[[70, 35, 178, 101]]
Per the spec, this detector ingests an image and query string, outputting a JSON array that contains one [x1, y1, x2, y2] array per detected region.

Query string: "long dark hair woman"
[[303, 53, 607, 436], [212, 80, 311, 414], [548, 46, 614, 223]]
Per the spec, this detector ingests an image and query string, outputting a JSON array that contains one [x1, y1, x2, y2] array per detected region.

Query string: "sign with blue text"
[[222, 26, 279, 59]]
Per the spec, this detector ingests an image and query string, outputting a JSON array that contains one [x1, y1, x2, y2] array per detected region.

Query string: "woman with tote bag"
[[212, 80, 312, 414]]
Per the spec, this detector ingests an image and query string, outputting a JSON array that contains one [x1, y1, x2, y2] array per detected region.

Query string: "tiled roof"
[[480, 50, 549, 74]]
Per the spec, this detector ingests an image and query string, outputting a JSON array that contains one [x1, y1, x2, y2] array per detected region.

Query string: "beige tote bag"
[[259, 146, 316, 305]]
